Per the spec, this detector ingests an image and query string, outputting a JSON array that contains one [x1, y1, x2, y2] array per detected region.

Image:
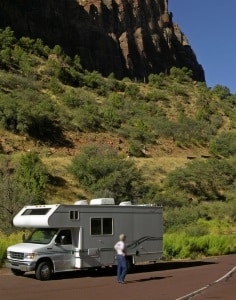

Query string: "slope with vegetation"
[[0, 27, 236, 264]]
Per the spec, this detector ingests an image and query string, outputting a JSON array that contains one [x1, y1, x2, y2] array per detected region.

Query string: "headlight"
[[24, 253, 35, 259]]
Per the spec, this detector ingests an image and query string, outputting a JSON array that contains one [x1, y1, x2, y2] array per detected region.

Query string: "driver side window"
[[55, 230, 72, 245]]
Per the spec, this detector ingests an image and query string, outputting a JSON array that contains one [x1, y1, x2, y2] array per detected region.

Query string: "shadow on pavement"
[[30, 259, 216, 281]]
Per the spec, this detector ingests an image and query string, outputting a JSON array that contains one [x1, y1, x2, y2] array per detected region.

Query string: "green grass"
[[0, 231, 23, 267], [163, 232, 236, 260]]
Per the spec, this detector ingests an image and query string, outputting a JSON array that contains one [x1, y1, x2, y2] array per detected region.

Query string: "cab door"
[[54, 229, 75, 271]]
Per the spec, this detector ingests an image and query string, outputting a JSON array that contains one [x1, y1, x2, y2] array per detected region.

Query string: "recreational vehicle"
[[6, 198, 163, 280]]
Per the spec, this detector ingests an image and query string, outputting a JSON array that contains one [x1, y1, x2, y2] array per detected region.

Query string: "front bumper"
[[6, 260, 36, 272]]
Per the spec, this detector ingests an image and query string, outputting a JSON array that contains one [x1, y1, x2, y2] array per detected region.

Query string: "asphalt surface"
[[0, 254, 235, 300]]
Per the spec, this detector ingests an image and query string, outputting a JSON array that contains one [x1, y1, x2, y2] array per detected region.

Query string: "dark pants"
[[116, 255, 127, 282]]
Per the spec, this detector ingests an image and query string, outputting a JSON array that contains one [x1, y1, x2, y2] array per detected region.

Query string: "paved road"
[[0, 254, 235, 300]]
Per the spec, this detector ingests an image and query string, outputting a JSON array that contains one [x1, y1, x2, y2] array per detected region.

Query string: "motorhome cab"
[[6, 198, 163, 280]]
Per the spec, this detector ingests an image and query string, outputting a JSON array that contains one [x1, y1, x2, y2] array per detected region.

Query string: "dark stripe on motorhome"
[[127, 236, 162, 250]]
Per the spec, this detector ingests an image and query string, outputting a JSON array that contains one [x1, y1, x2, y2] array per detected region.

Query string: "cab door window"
[[55, 230, 72, 245]]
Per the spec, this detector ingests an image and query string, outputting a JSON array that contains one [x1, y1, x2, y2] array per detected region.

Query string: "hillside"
[[0, 26, 235, 248], [0, 127, 210, 204], [0, 28, 234, 205]]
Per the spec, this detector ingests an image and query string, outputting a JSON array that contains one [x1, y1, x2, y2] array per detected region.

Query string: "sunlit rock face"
[[0, 0, 204, 81]]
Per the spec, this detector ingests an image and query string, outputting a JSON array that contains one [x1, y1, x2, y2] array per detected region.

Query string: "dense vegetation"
[[0, 27, 236, 264]]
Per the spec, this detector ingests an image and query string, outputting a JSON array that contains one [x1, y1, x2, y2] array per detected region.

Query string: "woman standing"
[[114, 234, 127, 284]]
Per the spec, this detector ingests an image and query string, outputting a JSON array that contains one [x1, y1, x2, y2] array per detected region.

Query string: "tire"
[[35, 261, 53, 281], [11, 268, 25, 276], [126, 256, 134, 273]]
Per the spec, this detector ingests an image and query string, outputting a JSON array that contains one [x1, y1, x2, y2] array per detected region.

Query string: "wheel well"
[[35, 258, 54, 272]]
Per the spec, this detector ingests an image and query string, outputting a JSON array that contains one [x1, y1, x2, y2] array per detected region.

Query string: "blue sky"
[[168, 1, 236, 94]]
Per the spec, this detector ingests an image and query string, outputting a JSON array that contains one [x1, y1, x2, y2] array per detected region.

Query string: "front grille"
[[9, 251, 24, 260]]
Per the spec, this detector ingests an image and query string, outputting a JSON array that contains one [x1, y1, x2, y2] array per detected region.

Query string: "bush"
[[209, 132, 236, 157], [83, 71, 105, 89], [164, 206, 200, 232], [211, 85, 231, 100], [169, 67, 193, 83], [163, 158, 236, 202], [148, 73, 165, 88], [102, 107, 121, 129], [71, 104, 101, 132], [0, 231, 23, 267], [67, 144, 146, 203], [163, 233, 236, 260], [14, 151, 48, 204]]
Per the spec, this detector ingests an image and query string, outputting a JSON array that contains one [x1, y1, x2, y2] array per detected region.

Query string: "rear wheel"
[[11, 269, 25, 276], [35, 261, 53, 281], [126, 256, 134, 273]]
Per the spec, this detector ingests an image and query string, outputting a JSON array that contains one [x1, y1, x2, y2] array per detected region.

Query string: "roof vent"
[[90, 198, 115, 205], [119, 201, 132, 206], [74, 200, 88, 205]]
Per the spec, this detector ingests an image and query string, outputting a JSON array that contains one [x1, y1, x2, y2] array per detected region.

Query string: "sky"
[[168, 1, 236, 94]]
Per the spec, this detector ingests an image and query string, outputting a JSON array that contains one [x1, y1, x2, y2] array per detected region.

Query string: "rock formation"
[[0, 0, 205, 81]]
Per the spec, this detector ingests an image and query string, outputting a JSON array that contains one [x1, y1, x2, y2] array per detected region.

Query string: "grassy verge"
[[163, 232, 236, 260], [0, 231, 23, 267]]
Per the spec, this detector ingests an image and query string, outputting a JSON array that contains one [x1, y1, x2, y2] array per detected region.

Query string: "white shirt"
[[114, 241, 126, 255]]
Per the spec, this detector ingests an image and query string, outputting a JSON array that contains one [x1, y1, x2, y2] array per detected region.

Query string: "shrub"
[[148, 73, 165, 88], [71, 104, 101, 132], [169, 67, 193, 83], [211, 85, 231, 100], [209, 132, 236, 157], [67, 144, 146, 203], [163, 158, 236, 202], [14, 151, 48, 204], [124, 83, 140, 99], [0, 231, 23, 267], [102, 107, 121, 129], [83, 71, 105, 89], [163, 233, 236, 260]]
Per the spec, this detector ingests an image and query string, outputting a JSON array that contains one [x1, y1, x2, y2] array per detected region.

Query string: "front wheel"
[[35, 261, 53, 281], [11, 268, 25, 276]]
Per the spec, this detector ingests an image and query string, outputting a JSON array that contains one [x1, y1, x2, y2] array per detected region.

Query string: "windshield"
[[24, 228, 57, 244]]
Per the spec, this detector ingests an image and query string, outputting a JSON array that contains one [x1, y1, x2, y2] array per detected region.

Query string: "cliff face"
[[0, 0, 205, 81]]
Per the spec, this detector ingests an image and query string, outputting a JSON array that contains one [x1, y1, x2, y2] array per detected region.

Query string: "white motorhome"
[[6, 198, 163, 280]]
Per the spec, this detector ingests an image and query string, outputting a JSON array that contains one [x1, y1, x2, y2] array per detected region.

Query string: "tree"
[[0, 157, 22, 233], [169, 67, 193, 83], [67, 144, 146, 203], [0, 153, 48, 233], [211, 85, 231, 100], [14, 152, 48, 204], [163, 159, 236, 203], [0, 27, 16, 50]]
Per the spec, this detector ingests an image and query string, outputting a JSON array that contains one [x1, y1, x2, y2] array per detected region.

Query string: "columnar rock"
[[0, 0, 205, 81]]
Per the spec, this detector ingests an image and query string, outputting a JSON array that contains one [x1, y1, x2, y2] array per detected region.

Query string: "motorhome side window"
[[91, 218, 113, 235], [69, 210, 79, 220]]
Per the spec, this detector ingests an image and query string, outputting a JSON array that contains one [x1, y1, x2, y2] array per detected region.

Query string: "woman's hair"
[[119, 234, 126, 241]]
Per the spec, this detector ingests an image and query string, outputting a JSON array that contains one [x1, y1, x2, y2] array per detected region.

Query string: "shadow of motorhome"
[[24, 260, 217, 281]]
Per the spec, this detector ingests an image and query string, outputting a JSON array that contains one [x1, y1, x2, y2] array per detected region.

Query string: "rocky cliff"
[[0, 0, 205, 81]]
